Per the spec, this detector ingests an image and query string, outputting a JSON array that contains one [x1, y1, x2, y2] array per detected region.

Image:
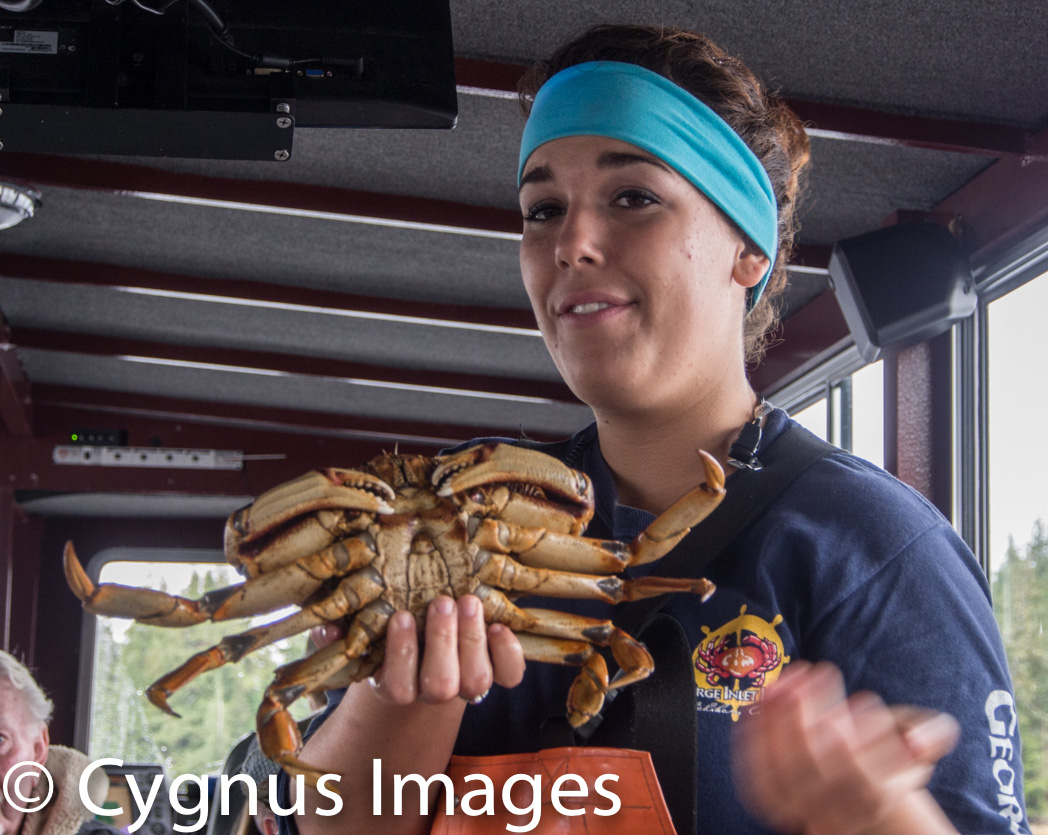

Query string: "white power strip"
[[52, 445, 244, 470]]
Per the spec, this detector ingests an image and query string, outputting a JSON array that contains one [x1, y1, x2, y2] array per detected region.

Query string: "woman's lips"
[[557, 294, 633, 319], [567, 301, 614, 314]]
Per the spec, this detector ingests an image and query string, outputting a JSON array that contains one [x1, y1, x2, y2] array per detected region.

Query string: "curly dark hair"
[[518, 24, 811, 364]]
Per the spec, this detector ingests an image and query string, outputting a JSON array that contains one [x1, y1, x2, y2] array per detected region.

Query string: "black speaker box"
[[828, 221, 976, 362]]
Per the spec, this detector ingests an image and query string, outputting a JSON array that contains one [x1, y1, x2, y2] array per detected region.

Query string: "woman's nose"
[[554, 208, 606, 270]]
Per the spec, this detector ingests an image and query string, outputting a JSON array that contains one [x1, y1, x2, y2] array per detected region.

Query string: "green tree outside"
[[993, 520, 1048, 826], [90, 564, 313, 777]]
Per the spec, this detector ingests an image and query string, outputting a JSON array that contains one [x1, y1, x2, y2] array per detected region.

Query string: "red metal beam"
[[10, 326, 577, 405], [934, 124, 1048, 263], [785, 99, 1047, 162], [0, 253, 538, 332], [883, 333, 953, 518], [3, 392, 564, 495], [33, 382, 562, 452], [0, 152, 524, 237], [0, 488, 13, 652], [0, 313, 33, 437], [454, 57, 1046, 162]]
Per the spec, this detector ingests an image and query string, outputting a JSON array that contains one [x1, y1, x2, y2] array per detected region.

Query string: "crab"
[[694, 634, 781, 689], [64, 442, 724, 786]]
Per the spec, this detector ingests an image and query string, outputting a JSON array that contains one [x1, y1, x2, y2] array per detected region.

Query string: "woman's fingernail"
[[393, 611, 414, 630], [460, 595, 478, 617], [435, 596, 454, 616]]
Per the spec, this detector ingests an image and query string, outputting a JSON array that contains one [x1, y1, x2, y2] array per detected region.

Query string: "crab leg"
[[145, 567, 387, 715], [65, 536, 377, 626], [475, 551, 714, 604], [228, 509, 374, 579], [471, 519, 631, 574], [256, 599, 394, 786], [473, 586, 658, 726]]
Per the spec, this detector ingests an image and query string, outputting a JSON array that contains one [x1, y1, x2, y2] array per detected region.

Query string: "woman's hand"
[[310, 594, 526, 705], [732, 661, 961, 835]]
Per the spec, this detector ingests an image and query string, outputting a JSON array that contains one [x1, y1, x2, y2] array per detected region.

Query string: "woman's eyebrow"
[[519, 165, 553, 191], [597, 150, 670, 172], [519, 149, 669, 192]]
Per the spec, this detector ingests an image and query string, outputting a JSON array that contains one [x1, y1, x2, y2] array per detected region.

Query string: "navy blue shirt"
[[282, 409, 1030, 834]]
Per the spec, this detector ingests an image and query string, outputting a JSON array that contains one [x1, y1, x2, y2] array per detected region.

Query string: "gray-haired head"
[[0, 651, 54, 727]]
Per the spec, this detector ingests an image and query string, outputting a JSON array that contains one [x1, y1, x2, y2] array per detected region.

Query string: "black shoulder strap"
[[614, 424, 837, 636], [523, 423, 837, 835], [600, 424, 836, 835]]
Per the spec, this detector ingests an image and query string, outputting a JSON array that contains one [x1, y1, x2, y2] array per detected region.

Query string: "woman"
[[284, 24, 1027, 835]]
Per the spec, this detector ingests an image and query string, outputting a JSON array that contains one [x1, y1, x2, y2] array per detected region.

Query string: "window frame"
[[73, 546, 228, 755]]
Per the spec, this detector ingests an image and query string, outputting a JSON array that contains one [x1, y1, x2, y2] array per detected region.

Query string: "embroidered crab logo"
[[694, 633, 780, 688]]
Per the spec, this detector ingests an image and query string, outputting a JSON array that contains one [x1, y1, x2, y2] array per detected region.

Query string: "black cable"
[[121, 0, 326, 70]]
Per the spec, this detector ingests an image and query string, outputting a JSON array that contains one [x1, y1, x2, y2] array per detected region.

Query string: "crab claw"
[[628, 450, 726, 566], [229, 467, 395, 544], [435, 443, 593, 506], [226, 467, 395, 576]]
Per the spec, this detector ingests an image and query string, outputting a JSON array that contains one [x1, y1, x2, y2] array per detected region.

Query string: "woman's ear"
[[732, 246, 770, 289]]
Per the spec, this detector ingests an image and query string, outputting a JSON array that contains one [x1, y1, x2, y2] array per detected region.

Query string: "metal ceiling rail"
[[455, 57, 1048, 162], [0, 253, 540, 332], [11, 327, 579, 404]]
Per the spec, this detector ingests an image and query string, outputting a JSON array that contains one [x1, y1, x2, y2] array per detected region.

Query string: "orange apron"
[[430, 746, 677, 834]]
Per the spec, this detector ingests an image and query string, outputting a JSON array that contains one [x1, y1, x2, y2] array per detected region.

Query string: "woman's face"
[[519, 135, 765, 416]]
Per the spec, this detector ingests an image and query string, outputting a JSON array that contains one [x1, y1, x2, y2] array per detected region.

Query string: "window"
[[790, 361, 883, 467], [985, 271, 1048, 824], [83, 549, 312, 777]]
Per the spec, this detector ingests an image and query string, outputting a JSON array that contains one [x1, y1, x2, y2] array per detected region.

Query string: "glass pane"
[[89, 560, 312, 777], [987, 271, 1048, 827], [792, 397, 827, 440], [851, 361, 884, 468]]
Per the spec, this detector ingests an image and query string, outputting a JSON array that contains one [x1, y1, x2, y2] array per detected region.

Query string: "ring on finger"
[[461, 688, 490, 706]]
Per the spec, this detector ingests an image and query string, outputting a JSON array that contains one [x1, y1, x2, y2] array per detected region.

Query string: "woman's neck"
[[593, 385, 759, 515]]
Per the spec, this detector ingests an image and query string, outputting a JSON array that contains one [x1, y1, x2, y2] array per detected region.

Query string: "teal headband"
[[518, 61, 779, 307]]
